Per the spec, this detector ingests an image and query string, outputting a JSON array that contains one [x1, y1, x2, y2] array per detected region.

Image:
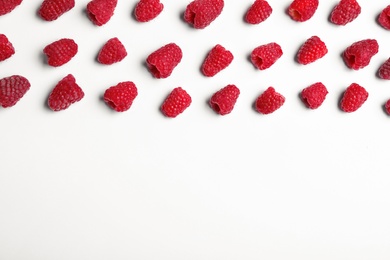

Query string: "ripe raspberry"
[[250, 42, 283, 70], [184, 0, 224, 29], [343, 39, 379, 70], [255, 87, 285, 114], [201, 44, 233, 77], [97, 37, 127, 65], [300, 82, 328, 109], [340, 83, 368, 113], [378, 58, 390, 80], [0, 75, 30, 108], [0, 0, 22, 16], [134, 0, 164, 22], [87, 0, 117, 26], [161, 87, 191, 118], [0, 34, 15, 62], [38, 0, 75, 21], [209, 84, 240, 115], [48, 74, 84, 111], [378, 5, 390, 30], [288, 0, 319, 22], [297, 36, 328, 65], [330, 0, 361, 26], [146, 43, 182, 79], [385, 99, 390, 115], [43, 38, 78, 67], [103, 81, 138, 112], [245, 0, 272, 25]]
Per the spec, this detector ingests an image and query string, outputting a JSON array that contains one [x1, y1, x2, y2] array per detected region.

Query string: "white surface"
[[1, 1, 390, 259]]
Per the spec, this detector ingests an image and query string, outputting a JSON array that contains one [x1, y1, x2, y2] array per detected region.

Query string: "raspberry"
[[146, 43, 182, 79], [0, 0, 22, 16], [103, 81, 138, 112], [255, 87, 285, 114], [300, 82, 328, 109], [48, 74, 84, 111], [161, 87, 191, 118], [134, 0, 164, 22], [97, 37, 127, 65], [378, 58, 390, 80], [330, 0, 361, 26], [38, 0, 75, 21], [245, 0, 272, 25], [343, 39, 379, 70], [201, 44, 233, 77], [184, 0, 224, 29], [0, 75, 30, 108], [340, 83, 368, 113], [378, 5, 390, 30], [250, 42, 283, 70], [87, 0, 117, 26], [43, 38, 78, 67], [0, 34, 15, 62], [385, 99, 390, 115], [297, 36, 328, 65], [209, 84, 240, 115], [288, 0, 319, 22]]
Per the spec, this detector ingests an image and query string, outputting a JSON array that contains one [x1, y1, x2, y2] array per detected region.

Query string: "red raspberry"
[[245, 0, 272, 25], [288, 0, 319, 22], [385, 99, 390, 115], [378, 5, 390, 30], [300, 82, 328, 109], [330, 0, 361, 26], [201, 44, 233, 77], [343, 39, 379, 70], [134, 0, 164, 22], [255, 87, 285, 114], [340, 83, 368, 113], [161, 87, 191, 118], [209, 84, 240, 115], [103, 81, 138, 112], [97, 37, 127, 65], [0, 34, 15, 62], [184, 0, 224, 29], [378, 58, 390, 80], [48, 74, 84, 111], [0, 75, 30, 108], [87, 0, 117, 26], [38, 0, 75, 21], [146, 43, 182, 79], [250, 42, 283, 70], [297, 36, 328, 65], [0, 0, 22, 16], [43, 38, 78, 67]]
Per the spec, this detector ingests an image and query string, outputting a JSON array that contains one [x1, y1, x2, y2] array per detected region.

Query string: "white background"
[[1, 0, 390, 259]]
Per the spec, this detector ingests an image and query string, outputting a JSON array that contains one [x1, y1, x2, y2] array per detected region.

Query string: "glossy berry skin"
[[38, 0, 75, 21], [43, 38, 78, 67], [0, 0, 23, 16], [297, 36, 328, 65], [97, 37, 127, 65], [378, 5, 390, 30], [103, 82, 138, 112], [87, 0, 117, 26], [245, 0, 272, 25], [134, 0, 164, 22], [288, 0, 319, 22], [209, 84, 240, 115], [378, 58, 390, 80], [385, 100, 390, 115], [201, 44, 233, 77], [0, 34, 15, 62], [48, 74, 84, 111], [146, 43, 182, 79], [251, 42, 283, 70], [330, 0, 361, 26], [161, 87, 191, 118], [0, 75, 30, 108], [343, 39, 379, 70], [184, 0, 224, 29], [300, 82, 328, 109], [340, 83, 368, 113], [255, 87, 285, 114]]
